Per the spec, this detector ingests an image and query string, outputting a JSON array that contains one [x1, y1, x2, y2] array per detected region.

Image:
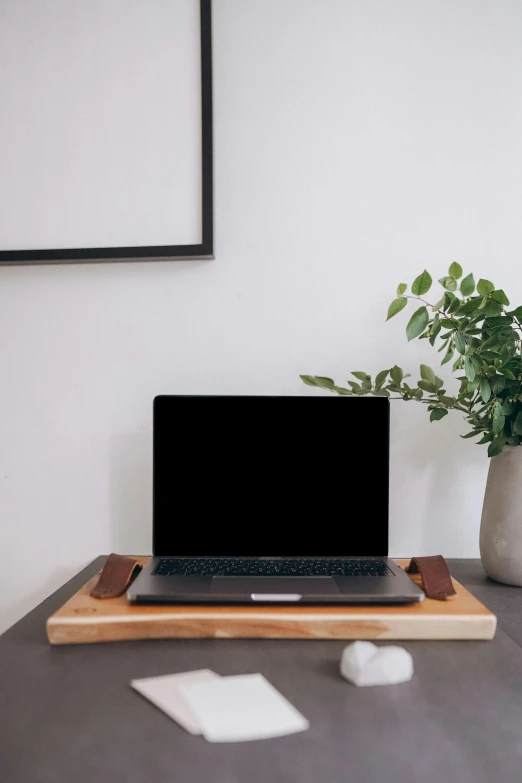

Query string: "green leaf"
[[420, 364, 436, 385], [300, 375, 318, 387], [481, 333, 500, 351], [493, 415, 505, 435], [514, 412, 522, 436], [483, 315, 509, 328], [486, 301, 503, 318], [507, 306, 522, 320], [429, 318, 442, 346], [502, 400, 515, 416], [386, 297, 408, 321], [460, 274, 475, 296], [397, 283, 407, 296], [446, 294, 461, 314], [375, 369, 390, 390], [312, 376, 335, 389], [439, 395, 456, 407], [453, 358, 463, 372], [493, 402, 504, 419], [449, 262, 463, 279], [480, 351, 501, 362], [490, 375, 506, 395], [501, 342, 517, 363], [351, 372, 371, 383], [500, 367, 516, 380], [439, 319, 455, 329], [432, 296, 445, 312], [454, 333, 466, 355], [473, 402, 494, 416], [406, 306, 429, 341], [464, 357, 476, 382], [492, 289, 510, 306], [479, 377, 492, 403], [372, 389, 390, 397], [434, 376, 444, 390], [456, 298, 479, 316], [488, 438, 506, 457], [430, 408, 449, 422], [390, 365, 404, 385], [411, 270, 433, 296], [477, 278, 495, 296], [439, 276, 457, 292], [333, 386, 352, 396], [441, 346, 455, 366], [461, 430, 481, 439], [442, 292, 454, 310], [418, 380, 436, 393], [478, 433, 494, 444], [348, 381, 362, 391]]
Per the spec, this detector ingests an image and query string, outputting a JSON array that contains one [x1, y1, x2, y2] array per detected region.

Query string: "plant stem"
[[390, 395, 469, 414]]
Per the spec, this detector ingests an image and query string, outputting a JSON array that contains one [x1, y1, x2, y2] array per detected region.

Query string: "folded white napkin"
[[131, 669, 219, 735], [131, 670, 309, 743], [179, 673, 309, 743]]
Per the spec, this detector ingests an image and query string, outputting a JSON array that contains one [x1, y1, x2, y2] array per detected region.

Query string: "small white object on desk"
[[179, 673, 310, 743], [340, 641, 414, 687], [131, 669, 219, 735]]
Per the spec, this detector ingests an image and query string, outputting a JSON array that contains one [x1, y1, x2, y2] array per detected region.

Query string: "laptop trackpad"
[[211, 577, 340, 596]]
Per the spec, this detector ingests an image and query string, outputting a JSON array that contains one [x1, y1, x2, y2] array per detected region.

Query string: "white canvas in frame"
[[0, 0, 208, 260]]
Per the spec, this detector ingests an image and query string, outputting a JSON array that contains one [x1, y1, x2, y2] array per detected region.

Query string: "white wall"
[[1, 0, 522, 634]]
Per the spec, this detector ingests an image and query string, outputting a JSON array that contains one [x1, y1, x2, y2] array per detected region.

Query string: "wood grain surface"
[[46, 558, 497, 644]]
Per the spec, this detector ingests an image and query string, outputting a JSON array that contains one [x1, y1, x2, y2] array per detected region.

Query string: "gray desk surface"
[[1, 558, 522, 783]]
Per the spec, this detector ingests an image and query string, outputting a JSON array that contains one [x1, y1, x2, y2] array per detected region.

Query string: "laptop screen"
[[153, 396, 389, 557]]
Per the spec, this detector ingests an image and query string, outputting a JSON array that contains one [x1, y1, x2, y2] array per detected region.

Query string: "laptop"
[[127, 396, 424, 605]]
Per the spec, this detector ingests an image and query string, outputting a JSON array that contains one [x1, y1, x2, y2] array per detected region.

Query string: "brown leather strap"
[[90, 553, 143, 599], [406, 555, 456, 600]]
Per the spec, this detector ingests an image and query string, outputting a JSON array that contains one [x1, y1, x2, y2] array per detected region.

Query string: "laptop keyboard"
[[153, 558, 391, 577]]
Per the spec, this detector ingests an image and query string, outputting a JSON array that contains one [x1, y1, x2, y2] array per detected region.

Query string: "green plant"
[[301, 264, 522, 457]]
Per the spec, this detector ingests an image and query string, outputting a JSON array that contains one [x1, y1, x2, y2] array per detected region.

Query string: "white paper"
[[131, 669, 219, 735], [179, 673, 309, 743]]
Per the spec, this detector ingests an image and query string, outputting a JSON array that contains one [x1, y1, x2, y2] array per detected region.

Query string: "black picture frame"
[[0, 0, 213, 266]]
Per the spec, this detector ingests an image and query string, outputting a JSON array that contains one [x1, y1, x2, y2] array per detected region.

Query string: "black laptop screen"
[[153, 396, 389, 557]]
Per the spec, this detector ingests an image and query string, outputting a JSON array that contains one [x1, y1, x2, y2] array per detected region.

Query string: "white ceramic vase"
[[480, 446, 522, 586]]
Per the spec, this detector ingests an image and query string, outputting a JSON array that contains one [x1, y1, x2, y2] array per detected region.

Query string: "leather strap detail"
[[90, 553, 143, 599], [406, 555, 456, 600]]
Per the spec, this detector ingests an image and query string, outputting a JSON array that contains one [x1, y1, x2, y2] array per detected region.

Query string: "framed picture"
[[0, 0, 213, 264]]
